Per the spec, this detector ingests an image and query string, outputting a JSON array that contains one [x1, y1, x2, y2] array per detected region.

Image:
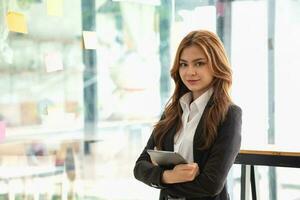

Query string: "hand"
[[162, 163, 200, 184]]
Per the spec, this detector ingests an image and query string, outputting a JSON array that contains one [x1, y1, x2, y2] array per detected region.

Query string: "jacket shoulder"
[[228, 104, 242, 116], [229, 103, 242, 111]]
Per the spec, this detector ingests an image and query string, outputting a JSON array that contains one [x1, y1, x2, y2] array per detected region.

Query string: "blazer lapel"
[[193, 96, 214, 148], [163, 125, 176, 151]]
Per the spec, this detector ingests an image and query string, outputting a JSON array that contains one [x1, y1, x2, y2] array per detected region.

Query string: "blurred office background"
[[0, 0, 300, 199]]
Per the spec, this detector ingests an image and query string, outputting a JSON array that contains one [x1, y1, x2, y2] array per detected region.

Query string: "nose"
[[186, 66, 196, 76]]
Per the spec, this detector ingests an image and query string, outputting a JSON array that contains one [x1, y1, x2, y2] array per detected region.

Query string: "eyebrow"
[[179, 58, 206, 62]]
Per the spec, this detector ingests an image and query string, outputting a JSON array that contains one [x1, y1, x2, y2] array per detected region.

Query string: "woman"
[[133, 30, 242, 200]]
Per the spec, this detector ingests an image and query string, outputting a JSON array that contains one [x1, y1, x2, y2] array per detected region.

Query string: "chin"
[[189, 86, 204, 91]]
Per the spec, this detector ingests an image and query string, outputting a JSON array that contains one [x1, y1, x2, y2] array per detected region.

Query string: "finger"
[[182, 163, 198, 170], [174, 164, 192, 170]]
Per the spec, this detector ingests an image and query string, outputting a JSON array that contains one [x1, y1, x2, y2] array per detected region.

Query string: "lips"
[[187, 80, 199, 85]]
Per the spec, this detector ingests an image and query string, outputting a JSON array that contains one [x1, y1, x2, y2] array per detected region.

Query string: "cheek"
[[206, 76, 214, 84], [179, 70, 184, 79], [202, 70, 213, 82]]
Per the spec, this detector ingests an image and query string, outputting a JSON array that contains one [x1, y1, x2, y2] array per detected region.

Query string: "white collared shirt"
[[174, 88, 213, 163]]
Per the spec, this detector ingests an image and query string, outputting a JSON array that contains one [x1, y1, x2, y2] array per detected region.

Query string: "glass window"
[[1, 0, 300, 199]]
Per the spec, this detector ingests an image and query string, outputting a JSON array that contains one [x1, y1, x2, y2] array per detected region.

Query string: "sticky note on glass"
[[45, 52, 63, 72], [6, 11, 28, 34], [83, 31, 98, 49], [47, 0, 63, 16], [0, 121, 6, 142]]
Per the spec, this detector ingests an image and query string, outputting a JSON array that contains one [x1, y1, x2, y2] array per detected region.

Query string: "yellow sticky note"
[[45, 52, 64, 72], [83, 31, 98, 50], [47, 0, 63, 16], [6, 11, 28, 34]]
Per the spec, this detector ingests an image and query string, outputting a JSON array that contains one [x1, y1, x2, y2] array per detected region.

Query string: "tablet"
[[147, 149, 187, 166]]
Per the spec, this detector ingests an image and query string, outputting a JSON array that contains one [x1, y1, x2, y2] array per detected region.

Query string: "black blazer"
[[133, 102, 242, 200]]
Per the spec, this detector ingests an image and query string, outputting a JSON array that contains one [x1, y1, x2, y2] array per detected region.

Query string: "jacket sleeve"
[[166, 105, 242, 198], [133, 119, 167, 189]]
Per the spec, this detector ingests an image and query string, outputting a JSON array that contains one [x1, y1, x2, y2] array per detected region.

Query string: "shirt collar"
[[180, 88, 214, 112]]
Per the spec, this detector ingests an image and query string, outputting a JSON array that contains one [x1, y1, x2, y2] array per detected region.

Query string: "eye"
[[179, 62, 187, 67], [195, 61, 205, 67]]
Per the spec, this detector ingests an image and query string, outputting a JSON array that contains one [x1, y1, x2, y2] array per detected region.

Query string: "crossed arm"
[[134, 105, 242, 198]]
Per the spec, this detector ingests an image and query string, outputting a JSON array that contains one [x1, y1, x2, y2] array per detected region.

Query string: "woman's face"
[[179, 45, 214, 100]]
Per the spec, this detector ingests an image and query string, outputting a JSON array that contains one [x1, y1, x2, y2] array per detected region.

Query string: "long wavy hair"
[[153, 30, 233, 150]]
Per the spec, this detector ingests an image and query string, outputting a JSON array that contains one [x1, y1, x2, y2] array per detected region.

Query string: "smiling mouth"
[[187, 80, 199, 84]]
